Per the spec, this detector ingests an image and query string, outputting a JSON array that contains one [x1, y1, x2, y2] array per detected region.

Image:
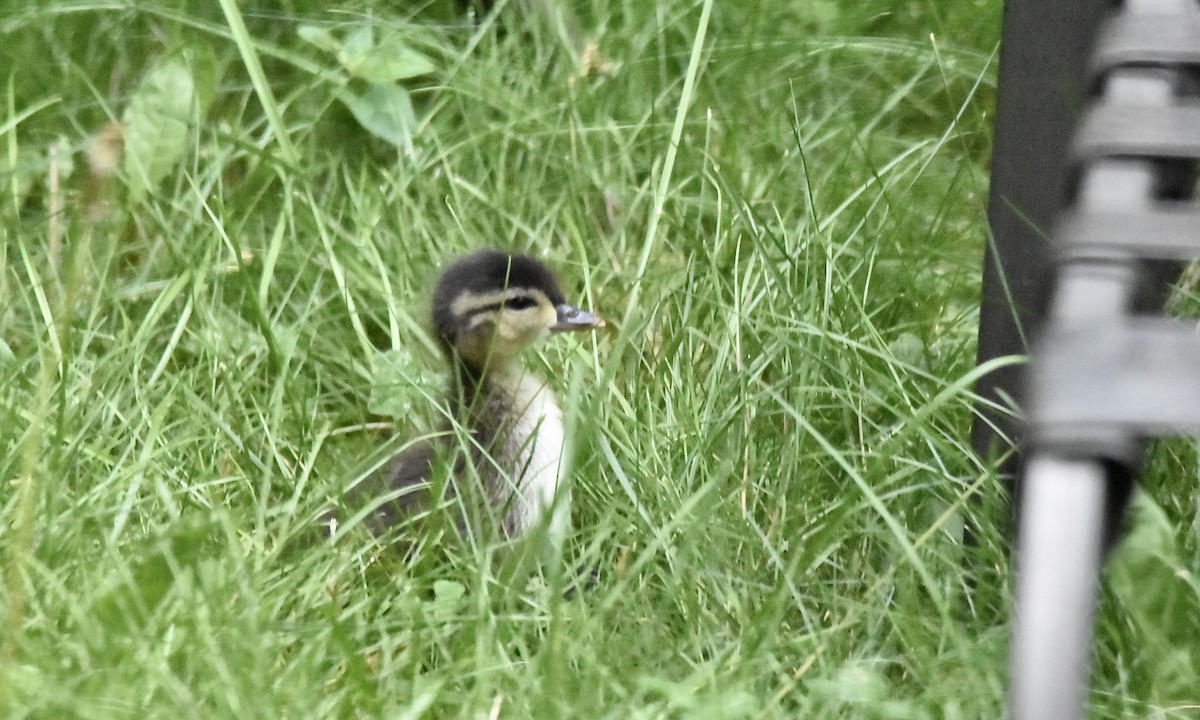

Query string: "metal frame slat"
[[1056, 207, 1200, 260], [1075, 104, 1200, 160], [1092, 12, 1200, 73], [1030, 320, 1200, 456]]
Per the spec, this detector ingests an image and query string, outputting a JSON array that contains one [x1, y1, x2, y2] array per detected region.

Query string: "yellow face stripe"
[[448, 286, 561, 368], [450, 287, 551, 320]]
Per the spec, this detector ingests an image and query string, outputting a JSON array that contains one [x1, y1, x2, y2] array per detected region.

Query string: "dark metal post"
[[971, 1, 1107, 481]]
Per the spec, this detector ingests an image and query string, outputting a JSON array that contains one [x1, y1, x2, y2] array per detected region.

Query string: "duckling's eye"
[[503, 295, 538, 311]]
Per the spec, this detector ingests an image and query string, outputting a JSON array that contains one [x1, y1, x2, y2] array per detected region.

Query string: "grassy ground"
[[2, 1, 1198, 718]]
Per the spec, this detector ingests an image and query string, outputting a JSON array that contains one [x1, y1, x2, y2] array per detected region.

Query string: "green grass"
[[3, 1, 1198, 718]]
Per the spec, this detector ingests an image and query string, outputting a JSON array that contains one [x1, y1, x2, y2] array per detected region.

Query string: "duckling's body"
[[343, 250, 603, 544]]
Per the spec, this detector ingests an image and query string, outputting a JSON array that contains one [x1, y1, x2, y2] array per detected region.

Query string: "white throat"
[[482, 368, 570, 542]]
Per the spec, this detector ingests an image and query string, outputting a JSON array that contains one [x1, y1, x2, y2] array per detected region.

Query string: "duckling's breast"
[[477, 370, 568, 540]]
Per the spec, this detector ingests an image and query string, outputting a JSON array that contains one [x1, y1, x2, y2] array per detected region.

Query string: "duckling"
[[335, 249, 605, 546]]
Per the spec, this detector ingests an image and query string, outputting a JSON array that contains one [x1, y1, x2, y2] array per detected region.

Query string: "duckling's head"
[[431, 250, 605, 371]]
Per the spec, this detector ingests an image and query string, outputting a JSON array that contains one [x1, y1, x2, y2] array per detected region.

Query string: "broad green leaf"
[[121, 50, 215, 202], [331, 25, 434, 83], [369, 347, 420, 417], [887, 331, 926, 368], [350, 35, 437, 83], [426, 579, 466, 624], [431, 579, 465, 603], [297, 25, 341, 53], [334, 26, 436, 83], [810, 662, 888, 704], [338, 83, 417, 154], [337, 25, 375, 70]]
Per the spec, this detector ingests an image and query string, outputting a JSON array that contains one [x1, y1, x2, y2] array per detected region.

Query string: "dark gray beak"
[[552, 303, 605, 333]]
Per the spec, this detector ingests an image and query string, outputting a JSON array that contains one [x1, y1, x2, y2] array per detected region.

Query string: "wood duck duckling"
[[333, 249, 605, 546]]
